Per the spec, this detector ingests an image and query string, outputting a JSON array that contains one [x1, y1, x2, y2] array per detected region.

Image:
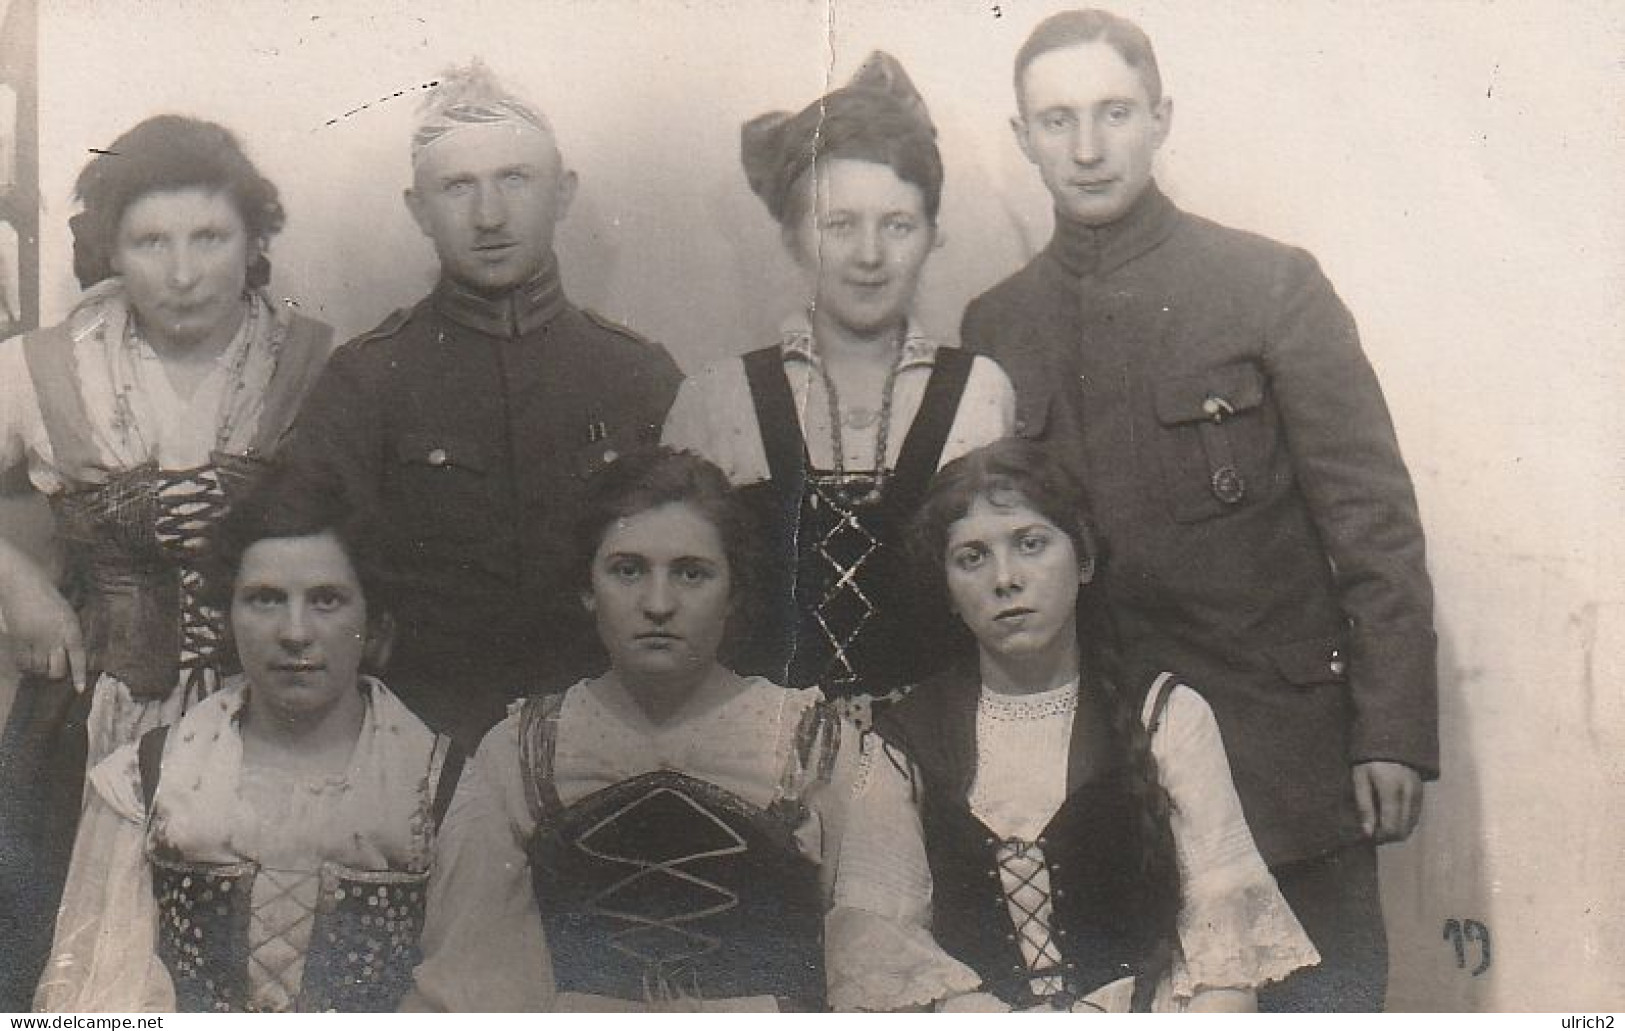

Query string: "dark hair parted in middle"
[[741, 50, 944, 226], [910, 438, 1182, 983], [70, 114, 286, 290], [909, 437, 1104, 617], [203, 460, 393, 620], [573, 447, 761, 616]]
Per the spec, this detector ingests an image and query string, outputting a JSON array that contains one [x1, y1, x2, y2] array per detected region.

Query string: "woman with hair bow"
[[663, 52, 1015, 728]]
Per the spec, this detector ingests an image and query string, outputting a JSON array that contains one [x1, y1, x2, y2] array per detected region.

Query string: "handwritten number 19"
[[1442, 918, 1490, 976]]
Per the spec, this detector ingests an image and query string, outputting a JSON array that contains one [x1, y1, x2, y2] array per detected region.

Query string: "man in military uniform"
[[284, 64, 680, 747], [961, 10, 1438, 1010]]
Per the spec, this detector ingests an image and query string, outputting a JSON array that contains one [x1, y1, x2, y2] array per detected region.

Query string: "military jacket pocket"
[[1262, 634, 1350, 688], [569, 421, 649, 481], [390, 431, 492, 541], [1152, 360, 1276, 523]]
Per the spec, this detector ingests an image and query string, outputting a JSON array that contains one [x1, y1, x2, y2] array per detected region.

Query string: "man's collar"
[[777, 311, 939, 371], [432, 260, 567, 338], [1046, 180, 1180, 279]]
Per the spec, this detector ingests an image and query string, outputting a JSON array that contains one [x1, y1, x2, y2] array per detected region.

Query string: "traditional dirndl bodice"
[[735, 346, 973, 708], [19, 305, 334, 705], [51, 454, 265, 702], [518, 693, 837, 1009], [136, 716, 460, 1013], [875, 669, 1182, 1011], [150, 855, 431, 1013]]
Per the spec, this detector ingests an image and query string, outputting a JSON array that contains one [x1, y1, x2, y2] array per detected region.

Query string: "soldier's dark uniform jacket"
[[962, 183, 1437, 867], [283, 266, 682, 747]]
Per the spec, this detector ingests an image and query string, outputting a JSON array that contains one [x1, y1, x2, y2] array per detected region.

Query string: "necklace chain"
[[121, 296, 259, 456], [814, 326, 905, 505]]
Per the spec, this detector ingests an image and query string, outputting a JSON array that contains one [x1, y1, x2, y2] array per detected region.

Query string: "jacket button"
[[427, 448, 449, 467], [1329, 649, 1347, 675], [1053, 888, 1066, 900], [602, 448, 619, 464], [1202, 396, 1236, 421]]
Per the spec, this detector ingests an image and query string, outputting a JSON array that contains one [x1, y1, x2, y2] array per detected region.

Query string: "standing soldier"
[[963, 10, 1438, 1011], [283, 63, 681, 748]]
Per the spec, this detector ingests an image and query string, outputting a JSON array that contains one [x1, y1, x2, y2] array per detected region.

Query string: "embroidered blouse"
[[661, 314, 1015, 481], [34, 677, 446, 1012]]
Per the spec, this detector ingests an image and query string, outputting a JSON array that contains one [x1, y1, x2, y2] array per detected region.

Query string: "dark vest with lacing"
[[733, 346, 971, 700], [22, 314, 332, 700], [518, 693, 839, 1008], [136, 724, 462, 1012], [874, 664, 1181, 1009]]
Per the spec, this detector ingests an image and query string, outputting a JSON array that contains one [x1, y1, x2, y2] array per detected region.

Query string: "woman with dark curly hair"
[[410, 449, 863, 1012], [0, 115, 334, 1010], [825, 440, 1318, 1011]]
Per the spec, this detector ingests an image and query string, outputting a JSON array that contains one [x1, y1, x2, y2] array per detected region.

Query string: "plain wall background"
[[18, 0, 1624, 1010]]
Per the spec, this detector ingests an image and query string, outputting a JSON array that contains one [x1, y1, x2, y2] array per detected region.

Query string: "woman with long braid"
[[826, 440, 1318, 1011]]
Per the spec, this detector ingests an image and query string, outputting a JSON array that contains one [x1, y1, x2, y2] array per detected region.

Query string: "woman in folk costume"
[[662, 53, 1014, 726], [35, 462, 459, 1012], [411, 449, 870, 1012], [826, 440, 1319, 1011], [0, 115, 334, 1010]]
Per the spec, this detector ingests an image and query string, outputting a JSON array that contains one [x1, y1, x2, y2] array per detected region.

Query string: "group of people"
[[0, 7, 1437, 1014]]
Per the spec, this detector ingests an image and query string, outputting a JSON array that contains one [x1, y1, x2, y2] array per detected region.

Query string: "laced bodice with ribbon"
[[19, 282, 333, 707]]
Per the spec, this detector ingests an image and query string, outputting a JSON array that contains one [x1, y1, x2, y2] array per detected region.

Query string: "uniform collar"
[[777, 311, 939, 371], [1046, 180, 1181, 279], [431, 257, 568, 338]]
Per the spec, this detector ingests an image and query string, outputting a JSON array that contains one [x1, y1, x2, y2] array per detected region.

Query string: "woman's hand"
[[0, 554, 85, 690]]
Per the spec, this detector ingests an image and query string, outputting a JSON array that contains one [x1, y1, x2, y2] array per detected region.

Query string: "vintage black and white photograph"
[[0, 0, 1620, 1016]]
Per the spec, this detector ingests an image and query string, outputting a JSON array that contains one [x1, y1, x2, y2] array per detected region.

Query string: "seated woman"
[[0, 115, 333, 1009], [34, 463, 459, 1012], [827, 440, 1319, 1011], [663, 53, 1014, 723], [410, 448, 860, 1011]]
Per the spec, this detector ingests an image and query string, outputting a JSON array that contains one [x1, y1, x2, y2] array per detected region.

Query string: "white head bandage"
[[412, 60, 555, 165]]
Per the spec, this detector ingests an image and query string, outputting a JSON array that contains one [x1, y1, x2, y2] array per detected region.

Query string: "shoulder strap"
[[250, 312, 337, 454], [517, 693, 566, 827], [742, 346, 807, 492], [22, 324, 104, 483], [887, 346, 975, 503], [1140, 671, 1181, 737], [876, 663, 981, 801], [428, 735, 467, 831], [137, 725, 171, 811]]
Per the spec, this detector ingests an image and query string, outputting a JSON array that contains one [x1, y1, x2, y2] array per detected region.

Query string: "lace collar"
[[978, 677, 1081, 722], [777, 311, 939, 372]]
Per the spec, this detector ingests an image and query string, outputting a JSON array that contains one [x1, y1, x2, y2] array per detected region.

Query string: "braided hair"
[[909, 439, 1181, 1000]]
